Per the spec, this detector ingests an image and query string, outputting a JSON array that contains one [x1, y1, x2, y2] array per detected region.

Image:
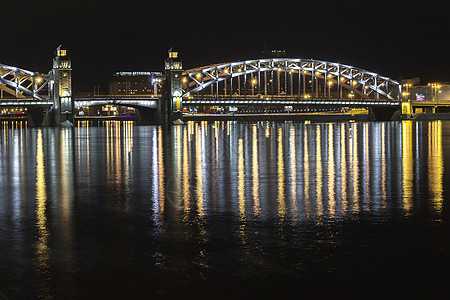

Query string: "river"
[[0, 120, 449, 298]]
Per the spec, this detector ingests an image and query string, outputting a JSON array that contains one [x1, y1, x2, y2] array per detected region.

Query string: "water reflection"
[[35, 129, 50, 297], [0, 119, 445, 224], [252, 125, 261, 218], [428, 121, 443, 216], [277, 126, 286, 219], [0, 120, 448, 298], [145, 120, 445, 222], [402, 121, 414, 214]]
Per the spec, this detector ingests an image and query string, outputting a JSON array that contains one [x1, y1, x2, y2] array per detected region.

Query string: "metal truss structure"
[[0, 63, 49, 101], [183, 58, 401, 101]]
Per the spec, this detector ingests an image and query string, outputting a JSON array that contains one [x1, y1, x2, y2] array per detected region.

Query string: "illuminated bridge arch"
[[0, 63, 49, 102], [183, 58, 401, 102]]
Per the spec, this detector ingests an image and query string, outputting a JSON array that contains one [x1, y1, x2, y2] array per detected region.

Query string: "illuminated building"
[[262, 49, 287, 58], [108, 71, 163, 95]]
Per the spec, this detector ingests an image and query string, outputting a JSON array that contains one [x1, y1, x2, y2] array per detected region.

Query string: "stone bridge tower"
[[161, 48, 183, 124], [50, 45, 73, 126]]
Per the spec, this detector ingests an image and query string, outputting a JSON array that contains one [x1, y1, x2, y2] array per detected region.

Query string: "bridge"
[[1, 46, 404, 126]]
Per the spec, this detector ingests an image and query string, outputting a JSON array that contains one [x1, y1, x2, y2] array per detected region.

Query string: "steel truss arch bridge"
[[0, 63, 51, 105], [1, 50, 404, 125], [182, 58, 401, 105]]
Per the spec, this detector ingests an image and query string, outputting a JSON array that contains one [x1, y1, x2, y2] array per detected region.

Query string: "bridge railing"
[[183, 95, 398, 107]]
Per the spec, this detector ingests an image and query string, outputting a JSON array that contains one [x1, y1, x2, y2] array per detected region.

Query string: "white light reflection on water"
[[0, 119, 444, 224], [163, 120, 446, 222]]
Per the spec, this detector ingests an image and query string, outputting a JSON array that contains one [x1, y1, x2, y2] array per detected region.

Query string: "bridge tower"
[[50, 45, 74, 126], [161, 48, 183, 124]]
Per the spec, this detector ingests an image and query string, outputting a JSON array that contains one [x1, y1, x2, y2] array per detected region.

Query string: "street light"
[[251, 78, 257, 95], [428, 83, 441, 102], [403, 83, 412, 100]]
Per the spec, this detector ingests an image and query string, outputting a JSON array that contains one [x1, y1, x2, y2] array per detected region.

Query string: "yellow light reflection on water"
[[195, 123, 208, 272], [158, 127, 165, 216], [60, 128, 74, 229], [182, 126, 191, 216], [328, 123, 336, 217], [351, 123, 359, 212], [303, 125, 311, 219], [316, 125, 323, 216], [277, 126, 286, 219], [363, 122, 370, 211], [238, 138, 245, 220], [252, 126, 261, 217], [340, 123, 348, 213], [195, 123, 204, 216], [428, 121, 443, 217], [171, 124, 182, 211], [35, 129, 51, 296], [402, 121, 414, 214], [290, 125, 298, 220]]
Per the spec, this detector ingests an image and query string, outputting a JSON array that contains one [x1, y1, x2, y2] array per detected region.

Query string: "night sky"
[[1, 0, 449, 92]]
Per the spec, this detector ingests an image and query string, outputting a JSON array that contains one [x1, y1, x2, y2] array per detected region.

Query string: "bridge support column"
[[49, 45, 74, 126], [135, 107, 160, 125], [161, 48, 183, 124], [26, 106, 52, 126], [370, 106, 401, 121], [401, 101, 412, 119]]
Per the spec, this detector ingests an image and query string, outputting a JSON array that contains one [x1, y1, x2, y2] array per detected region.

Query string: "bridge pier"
[[135, 107, 160, 125], [370, 106, 401, 121], [49, 45, 74, 126], [26, 106, 53, 126]]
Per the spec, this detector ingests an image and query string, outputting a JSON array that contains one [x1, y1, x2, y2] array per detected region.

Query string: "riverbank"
[[409, 113, 450, 120]]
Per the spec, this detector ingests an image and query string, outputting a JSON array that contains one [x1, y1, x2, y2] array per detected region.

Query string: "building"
[[108, 71, 163, 95], [262, 49, 287, 58], [408, 84, 450, 102]]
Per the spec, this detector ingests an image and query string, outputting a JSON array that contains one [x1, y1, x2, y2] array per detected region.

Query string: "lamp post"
[[428, 83, 441, 102], [251, 78, 257, 95], [402, 83, 412, 100], [328, 81, 332, 99]]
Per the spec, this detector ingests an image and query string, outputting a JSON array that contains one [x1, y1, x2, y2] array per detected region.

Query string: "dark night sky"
[[1, 0, 449, 92]]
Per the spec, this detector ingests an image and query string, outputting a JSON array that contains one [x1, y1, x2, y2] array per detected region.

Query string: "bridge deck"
[[1, 95, 401, 108], [0, 99, 53, 106], [184, 97, 399, 107]]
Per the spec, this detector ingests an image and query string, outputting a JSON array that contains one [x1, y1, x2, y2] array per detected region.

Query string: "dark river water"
[[1, 120, 450, 299]]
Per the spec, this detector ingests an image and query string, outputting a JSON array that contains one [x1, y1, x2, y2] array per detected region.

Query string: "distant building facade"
[[262, 49, 287, 58], [398, 78, 450, 102], [409, 84, 450, 102], [108, 71, 163, 95]]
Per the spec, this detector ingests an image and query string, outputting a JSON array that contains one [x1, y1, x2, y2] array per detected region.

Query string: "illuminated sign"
[[416, 94, 425, 101], [118, 72, 154, 76]]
